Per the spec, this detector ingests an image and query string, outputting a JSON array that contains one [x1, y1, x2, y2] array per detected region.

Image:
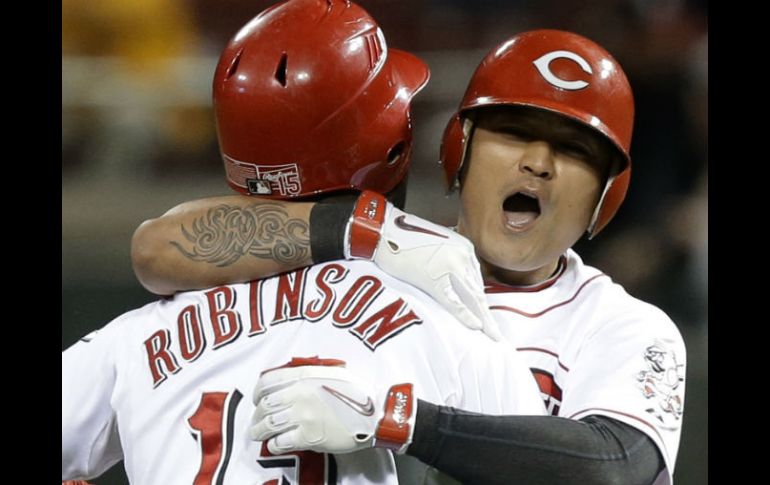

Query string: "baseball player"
[[62, 1, 546, 484], [132, 24, 687, 485]]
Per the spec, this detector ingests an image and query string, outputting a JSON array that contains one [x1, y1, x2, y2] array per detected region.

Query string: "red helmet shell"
[[440, 29, 634, 237], [214, 0, 429, 199]]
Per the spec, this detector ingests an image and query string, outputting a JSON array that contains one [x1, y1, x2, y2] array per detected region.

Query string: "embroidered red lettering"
[[272, 268, 307, 324], [144, 329, 180, 387], [177, 305, 206, 362], [248, 280, 266, 336], [305, 264, 348, 321], [333, 275, 383, 326], [531, 369, 562, 415], [351, 298, 422, 349], [205, 287, 242, 349]]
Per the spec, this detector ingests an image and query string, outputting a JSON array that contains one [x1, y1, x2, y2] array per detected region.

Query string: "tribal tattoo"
[[171, 203, 310, 267]]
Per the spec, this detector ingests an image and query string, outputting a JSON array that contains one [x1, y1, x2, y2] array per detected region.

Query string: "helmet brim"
[[389, 49, 430, 99], [462, 99, 631, 169]]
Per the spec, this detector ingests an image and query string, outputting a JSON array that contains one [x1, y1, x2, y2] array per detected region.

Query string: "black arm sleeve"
[[406, 400, 665, 485]]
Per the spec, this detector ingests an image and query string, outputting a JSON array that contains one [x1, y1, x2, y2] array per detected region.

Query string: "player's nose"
[[519, 141, 555, 180]]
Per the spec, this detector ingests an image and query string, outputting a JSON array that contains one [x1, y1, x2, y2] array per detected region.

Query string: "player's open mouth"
[[502, 191, 541, 231]]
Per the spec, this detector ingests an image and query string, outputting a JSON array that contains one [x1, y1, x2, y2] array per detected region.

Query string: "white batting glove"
[[250, 357, 416, 455], [344, 191, 502, 342]]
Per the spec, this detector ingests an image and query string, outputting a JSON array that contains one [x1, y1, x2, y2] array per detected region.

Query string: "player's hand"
[[346, 191, 502, 341], [250, 357, 416, 455]]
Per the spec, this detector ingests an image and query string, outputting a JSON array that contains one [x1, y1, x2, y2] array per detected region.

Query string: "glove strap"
[[346, 190, 387, 260], [373, 383, 416, 453], [260, 356, 347, 376]]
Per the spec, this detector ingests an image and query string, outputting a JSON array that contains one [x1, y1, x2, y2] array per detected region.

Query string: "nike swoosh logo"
[[322, 385, 375, 416], [394, 215, 448, 239]]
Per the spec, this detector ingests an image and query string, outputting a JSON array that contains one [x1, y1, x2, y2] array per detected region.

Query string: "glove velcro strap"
[[260, 356, 346, 376], [374, 383, 415, 452], [348, 190, 387, 260]]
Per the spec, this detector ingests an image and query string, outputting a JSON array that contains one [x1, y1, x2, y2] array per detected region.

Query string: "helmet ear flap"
[[440, 115, 473, 193], [587, 160, 630, 238]]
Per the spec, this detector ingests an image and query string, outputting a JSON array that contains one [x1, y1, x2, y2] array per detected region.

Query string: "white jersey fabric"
[[486, 249, 686, 482], [62, 260, 546, 484]]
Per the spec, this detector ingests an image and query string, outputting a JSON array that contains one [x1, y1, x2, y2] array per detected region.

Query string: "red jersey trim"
[[489, 274, 606, 318], [516, 347, 570, 372]]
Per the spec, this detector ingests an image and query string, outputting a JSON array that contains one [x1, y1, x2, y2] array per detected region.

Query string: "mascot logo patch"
[[636, 341, 684, 429]]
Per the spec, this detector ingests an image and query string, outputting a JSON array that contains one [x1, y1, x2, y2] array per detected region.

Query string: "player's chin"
[[493, 234, 549, 266], [479, 237, 525, 267]]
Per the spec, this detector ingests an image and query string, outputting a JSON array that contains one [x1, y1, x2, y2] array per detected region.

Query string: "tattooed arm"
[[131, 193, 500, 339], [132, 196, 313, 295]]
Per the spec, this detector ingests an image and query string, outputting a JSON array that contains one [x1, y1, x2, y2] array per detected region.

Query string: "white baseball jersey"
[[62, 260, 546, 485], [485, 248, 686, 484]]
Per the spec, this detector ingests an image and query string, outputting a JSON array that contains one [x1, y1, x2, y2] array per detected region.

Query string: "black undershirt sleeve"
[[407, 400, 665, 485]]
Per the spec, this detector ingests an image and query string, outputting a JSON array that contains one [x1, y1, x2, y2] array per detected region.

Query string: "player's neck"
[[481, 258, 562, 288]]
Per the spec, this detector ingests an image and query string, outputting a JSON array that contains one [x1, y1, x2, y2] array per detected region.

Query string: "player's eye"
[[557, 141, 592, 160], [498, 125, 533, 142]]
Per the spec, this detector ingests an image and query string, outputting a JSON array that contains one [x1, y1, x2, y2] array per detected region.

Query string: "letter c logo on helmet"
[[532, 50, 592, 91]]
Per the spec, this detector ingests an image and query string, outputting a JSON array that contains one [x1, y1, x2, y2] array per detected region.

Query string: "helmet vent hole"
[[275, 53, 288, 87], [364, 32, 383, 69], [386, 141, 406, 166], [225, 49, 243, 80]]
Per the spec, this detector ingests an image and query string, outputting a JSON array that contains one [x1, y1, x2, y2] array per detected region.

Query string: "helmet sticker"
[[224, 155, 302, 196], [533, 50, 593, 91]]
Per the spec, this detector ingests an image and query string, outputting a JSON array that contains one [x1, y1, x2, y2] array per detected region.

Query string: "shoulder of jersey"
[[568, 250, 681, 338]]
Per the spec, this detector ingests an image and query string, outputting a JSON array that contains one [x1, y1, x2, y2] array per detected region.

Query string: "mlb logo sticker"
[[247, 179, 273, 195], [224, 155, 302, 196]]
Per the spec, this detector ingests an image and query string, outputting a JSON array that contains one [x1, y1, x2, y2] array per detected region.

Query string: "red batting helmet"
[[440, 29, 634, 237], [213, 0, 429, 199]]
